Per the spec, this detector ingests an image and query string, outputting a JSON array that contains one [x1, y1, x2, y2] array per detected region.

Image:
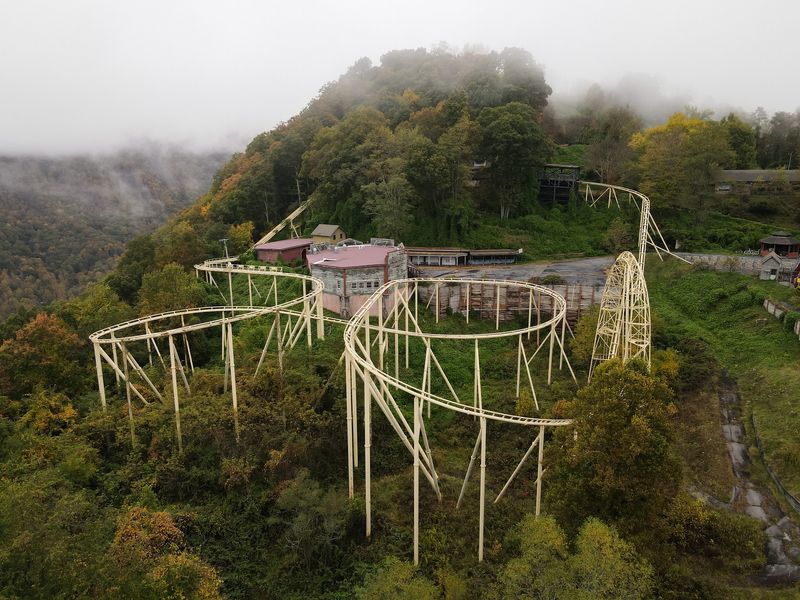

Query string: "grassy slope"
[[647, 260, 800, 495]]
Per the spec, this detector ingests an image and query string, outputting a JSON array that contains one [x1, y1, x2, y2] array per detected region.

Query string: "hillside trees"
[[720, 113, 757, 169], [755, 110, 800, 169], [137, 263, 210, 316], [584, 105, 642, 183], [0, 313, 85, 398], [546, 358, 681, 535], [478, 102, 550, 219], [630, 113, 735, 206], [501, 515, 654, 599]]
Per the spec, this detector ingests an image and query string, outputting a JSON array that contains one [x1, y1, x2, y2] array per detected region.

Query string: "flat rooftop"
[[308, 244, 402, 269], [255, 238, 312, 251]]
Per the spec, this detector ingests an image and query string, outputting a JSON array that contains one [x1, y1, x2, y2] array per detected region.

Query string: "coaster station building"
[[307, 239, 407, 317]]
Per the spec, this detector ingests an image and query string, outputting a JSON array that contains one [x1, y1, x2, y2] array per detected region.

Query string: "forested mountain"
[[0, 146, 227, 318], [1, 47, 800, 599]]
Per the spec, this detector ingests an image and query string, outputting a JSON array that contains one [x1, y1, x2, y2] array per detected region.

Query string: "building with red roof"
[[307, 242, 407, 317], [255, 238, 312, 264]]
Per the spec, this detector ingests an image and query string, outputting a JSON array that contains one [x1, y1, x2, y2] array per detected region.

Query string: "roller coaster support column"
[[93, 342, 107, 411], [413, 393, 420, 565], [121, 343, 135, 445], [227, 322, 240, 443], [345, 353, 354, 498], [535, 425, 545, 517], [478, 415, 487, 561], [316, 294, 325, 340], [364, 371, 372, 539], [168, 335, 184, 453]]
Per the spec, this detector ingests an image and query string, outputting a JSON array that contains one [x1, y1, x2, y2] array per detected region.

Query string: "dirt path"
[[717, 373, 800, 582]]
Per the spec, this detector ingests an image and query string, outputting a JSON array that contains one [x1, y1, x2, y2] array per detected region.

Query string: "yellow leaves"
[[111, 506, 184, 564]]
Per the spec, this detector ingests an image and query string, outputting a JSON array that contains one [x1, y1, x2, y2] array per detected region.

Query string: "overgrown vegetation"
[[2, 45, 800, 597]]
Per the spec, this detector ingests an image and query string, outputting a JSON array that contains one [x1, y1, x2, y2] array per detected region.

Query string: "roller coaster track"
[[89, 182, 677, 565]]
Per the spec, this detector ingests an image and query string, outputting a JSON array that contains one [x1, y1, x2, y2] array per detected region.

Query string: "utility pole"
[[264, 191, 270, 225], [219, 238, 229, 258]]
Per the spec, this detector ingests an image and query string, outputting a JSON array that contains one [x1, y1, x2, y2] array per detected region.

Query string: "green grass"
[[647, 260, 800, 495], [550, 144, 588, 167]]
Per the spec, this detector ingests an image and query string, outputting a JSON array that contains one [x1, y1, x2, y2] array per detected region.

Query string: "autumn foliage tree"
[[0, 313, 85, 399], [546, 358, 681, 535]]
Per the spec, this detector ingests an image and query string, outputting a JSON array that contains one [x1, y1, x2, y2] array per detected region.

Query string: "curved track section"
[[90, 258, 325, 450], [581, 181, 688, 270], [342, 278, 573, 563], [589, 251, 651, 379]]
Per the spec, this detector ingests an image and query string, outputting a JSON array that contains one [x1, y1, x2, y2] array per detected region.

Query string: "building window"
[[358, 282, 365, 289], [366, 281, 372, 288]]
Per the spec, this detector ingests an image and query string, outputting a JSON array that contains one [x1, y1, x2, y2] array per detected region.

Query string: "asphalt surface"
[[422, 255, 616, 286]]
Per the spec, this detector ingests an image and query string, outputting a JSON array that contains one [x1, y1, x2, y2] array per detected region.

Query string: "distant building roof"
[[255, 238, 312, 251], [716, 170, 800, 182], [406, 247, 469, 256], [308, 244, 402, 269], [760, 232, 800, 245], [468, 248, 523, 257], [312, 224, 342, 237]]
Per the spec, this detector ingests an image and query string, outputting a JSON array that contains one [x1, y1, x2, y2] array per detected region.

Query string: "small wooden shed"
[[312, 224, 347, 245]]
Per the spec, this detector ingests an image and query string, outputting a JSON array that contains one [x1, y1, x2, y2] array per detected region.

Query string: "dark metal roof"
[[716, 170, 800, 182], [760, 232, 800, 245]]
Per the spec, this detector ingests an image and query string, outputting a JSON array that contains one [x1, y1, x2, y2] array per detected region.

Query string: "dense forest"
[[0, 146, 227, 319], [1, 46, 800, 598]]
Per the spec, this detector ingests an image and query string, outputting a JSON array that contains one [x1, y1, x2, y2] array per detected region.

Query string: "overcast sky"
[[1, 0, 797, 154]]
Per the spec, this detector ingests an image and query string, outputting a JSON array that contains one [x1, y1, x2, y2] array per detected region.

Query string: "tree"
[[630, 113, 735, 207], [59, 283, 134, 338], [0, 313, 85, 399], [136, 263, 209, 317], [584, 105, 641, 183], [362, 163, 414, 240], [226, 221, 254, 256], [501, 514, 654, 599], [570, 305, 600, 368], [478, 102, 550, 219], [546, 358, 681, 535], [356, 557, 439, 600], [153, 220, 207, 270], [106, 234, 156, 303], [720, 113, 757, 169], [603, 217, 632, 254]]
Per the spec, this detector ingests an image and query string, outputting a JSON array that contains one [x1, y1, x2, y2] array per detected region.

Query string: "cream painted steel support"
[[364, 359, 372, 538], [589, 251, 652, 379], [345, 353, 354, 498], [434, 283, 439, 324], [227, 322, 240, 443], [465, 283, 470, 323], [457, 430, 483, 509], [547, 322, 555, 385], [168, 335, 183, 453], [343, 278, 574, 564], [535, 425, 545, 517], [121, 343, 135, 445], [93, 343, 107, 410], [275, 310, 284, 374], [110, 333, 120, 386], [495, 284, 500, 330], [413, 393, 420, 565], [96, 345, 148, 405], [494, 432, 541, 503], [478, 415, 487, 562]]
